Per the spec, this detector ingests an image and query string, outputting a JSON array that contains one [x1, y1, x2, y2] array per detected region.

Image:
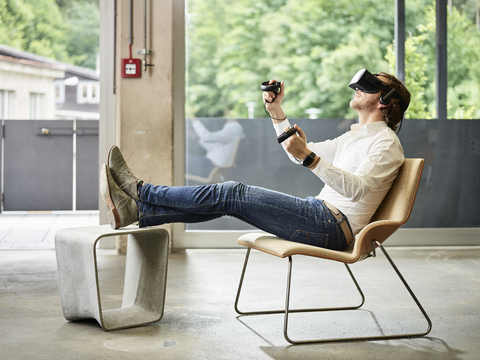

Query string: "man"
[[100, 69, 410, 251]]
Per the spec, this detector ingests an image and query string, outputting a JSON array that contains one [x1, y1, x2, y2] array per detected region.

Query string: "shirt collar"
[[350, 121, 387, 136]]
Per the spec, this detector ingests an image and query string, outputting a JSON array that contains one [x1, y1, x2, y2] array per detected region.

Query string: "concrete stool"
[[55, 225, 169, 331]]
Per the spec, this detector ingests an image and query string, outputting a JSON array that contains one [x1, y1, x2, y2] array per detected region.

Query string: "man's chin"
[[349, 99, 357, 110]]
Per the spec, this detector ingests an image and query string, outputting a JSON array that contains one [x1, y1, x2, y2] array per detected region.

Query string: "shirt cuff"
[[273, 119, 291, 137], [311, 157, 330, 177]]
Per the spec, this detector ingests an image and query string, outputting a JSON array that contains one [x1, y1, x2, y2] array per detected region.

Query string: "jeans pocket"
[[289, 230, 329, 249]]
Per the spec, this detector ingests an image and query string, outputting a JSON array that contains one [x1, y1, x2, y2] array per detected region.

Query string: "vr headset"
[[349, 69, 408, 112]]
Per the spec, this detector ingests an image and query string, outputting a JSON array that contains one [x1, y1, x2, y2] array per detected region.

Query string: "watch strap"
[[302, 152, 316, 167]]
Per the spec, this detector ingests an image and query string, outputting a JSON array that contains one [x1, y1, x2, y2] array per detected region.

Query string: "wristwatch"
[[302, 152, 316, 167]]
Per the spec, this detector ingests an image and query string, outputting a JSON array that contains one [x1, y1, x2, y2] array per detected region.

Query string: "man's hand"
[[283, 124, 311, 160], [263, 79, 286, 123]]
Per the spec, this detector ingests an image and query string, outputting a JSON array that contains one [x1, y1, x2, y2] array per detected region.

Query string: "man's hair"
[[376, 72, 411, 131]]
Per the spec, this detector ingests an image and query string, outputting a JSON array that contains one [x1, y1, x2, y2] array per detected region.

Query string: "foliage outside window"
[[0, 0, 99, 70], [186, 0, 480, 120], [184, 0, 480, 233]]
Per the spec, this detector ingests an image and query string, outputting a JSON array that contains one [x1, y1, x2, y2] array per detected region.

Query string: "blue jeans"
[[137, 181, 350, 251]]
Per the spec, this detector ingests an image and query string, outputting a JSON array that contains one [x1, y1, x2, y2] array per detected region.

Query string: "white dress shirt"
[[274, 120, 404, 235]]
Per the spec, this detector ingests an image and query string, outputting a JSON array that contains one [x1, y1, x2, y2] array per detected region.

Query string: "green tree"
[[186, 0, 480, 120], [447, 4, 480, 118], [317, 33, 389, 119], [385, 17, 433, 119], [0, 0, 25, 48], [387, 3, 480, 119], [0, 0, 71, 62], [59, 0, 99, 70], [0, 0, 99, 69]]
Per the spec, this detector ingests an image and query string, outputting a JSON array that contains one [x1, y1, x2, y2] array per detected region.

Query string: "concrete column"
[[114, 0, 174, 248]]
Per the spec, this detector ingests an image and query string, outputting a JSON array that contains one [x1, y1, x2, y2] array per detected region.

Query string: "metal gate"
[[2, 120, 99, 212]]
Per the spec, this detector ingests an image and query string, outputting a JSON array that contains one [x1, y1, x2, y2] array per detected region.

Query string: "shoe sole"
[[106, 145, 115, 169], [100, 164, 121, 229]]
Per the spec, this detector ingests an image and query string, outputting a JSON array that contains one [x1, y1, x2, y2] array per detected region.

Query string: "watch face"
[[302, 152, 315, 167]]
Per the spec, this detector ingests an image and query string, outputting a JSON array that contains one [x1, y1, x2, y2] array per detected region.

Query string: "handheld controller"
[[261, 80, 294, 143], [261, 81, 281, 103], [277, 125, 297, 143]]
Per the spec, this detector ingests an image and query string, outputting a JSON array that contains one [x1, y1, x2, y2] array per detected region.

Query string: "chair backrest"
[[218, 137, 242, 168], [354, 158, 424, 259]]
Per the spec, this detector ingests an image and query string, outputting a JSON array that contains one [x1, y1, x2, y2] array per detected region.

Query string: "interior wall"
[[99, 0, 174, 247], [116, 0, 174, 236], [116, 0, 173, 181]]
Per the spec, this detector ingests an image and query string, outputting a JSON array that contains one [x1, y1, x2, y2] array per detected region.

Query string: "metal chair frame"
[[234, 240, 432, 344]]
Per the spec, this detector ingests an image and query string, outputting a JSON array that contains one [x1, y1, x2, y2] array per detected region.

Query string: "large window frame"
[[172, 0, 479, 248]]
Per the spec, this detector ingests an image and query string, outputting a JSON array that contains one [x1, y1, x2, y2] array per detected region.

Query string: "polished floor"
[[1, 237, 480, 359]]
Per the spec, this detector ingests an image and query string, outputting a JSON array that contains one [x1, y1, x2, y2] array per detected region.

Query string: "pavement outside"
[[0, 212, 99, 250]]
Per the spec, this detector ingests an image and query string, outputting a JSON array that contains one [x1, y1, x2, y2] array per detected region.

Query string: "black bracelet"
[[263, 102, 287, 121]]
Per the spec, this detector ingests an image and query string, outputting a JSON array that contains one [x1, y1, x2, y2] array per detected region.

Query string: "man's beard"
[[350, 96, 378, 112]]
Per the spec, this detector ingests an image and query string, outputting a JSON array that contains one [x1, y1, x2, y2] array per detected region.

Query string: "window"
[[77, 81, 100, 104], [178, 0, 480, 246], [30, 93, 45, 120], [0, 90, 13, 120], [184, 0, 395, 231], [447, 2, 480, 119], [55, 80, 65, 104]]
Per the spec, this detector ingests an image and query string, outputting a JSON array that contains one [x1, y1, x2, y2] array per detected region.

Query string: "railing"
[[2, 117, 479, 230], [1, 119, 99, 212], [185, 117, 480, 230]]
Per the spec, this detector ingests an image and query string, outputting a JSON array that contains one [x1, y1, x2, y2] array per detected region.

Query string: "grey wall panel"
[[4, 120, 73, 211], [76, 120, 99, 210]]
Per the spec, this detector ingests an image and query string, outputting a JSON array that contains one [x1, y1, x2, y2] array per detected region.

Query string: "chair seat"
[[238, 233, 359, 263]]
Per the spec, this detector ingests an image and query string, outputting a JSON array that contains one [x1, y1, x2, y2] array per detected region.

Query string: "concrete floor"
[[1, 244, 480, 359]]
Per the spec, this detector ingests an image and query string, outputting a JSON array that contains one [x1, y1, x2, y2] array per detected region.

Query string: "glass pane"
[[447, 1, 480, 119], [426, 2, 480, 228], [402, 0, 437, 119], [184, 0, 480, 231], [185, 0, 395, 231], [0, 91, 4, 119], [399, 0, 480, 229], [401, 119, 480, 228], [29, 93, 44, 120]]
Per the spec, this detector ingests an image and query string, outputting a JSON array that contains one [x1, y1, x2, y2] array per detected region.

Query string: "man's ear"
[[377, 101, 391, 109]]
